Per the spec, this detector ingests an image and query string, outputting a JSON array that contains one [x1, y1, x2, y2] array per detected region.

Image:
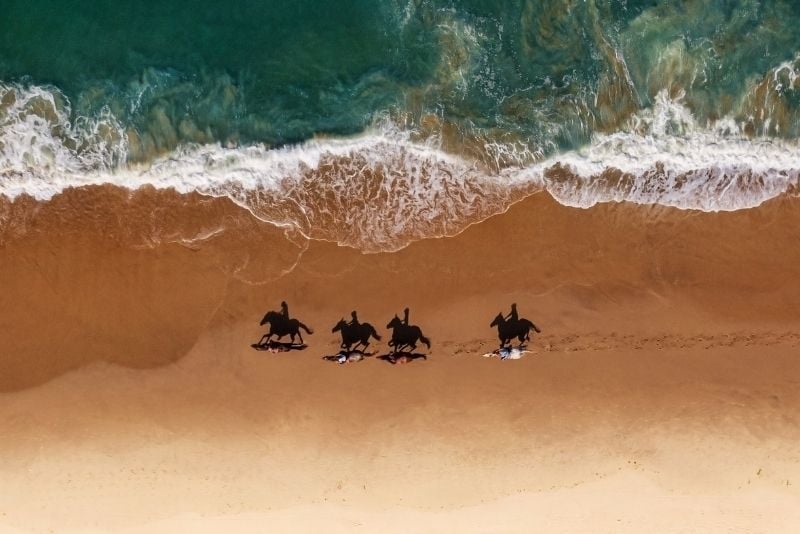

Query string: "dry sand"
[[1, 186, 799, 532]]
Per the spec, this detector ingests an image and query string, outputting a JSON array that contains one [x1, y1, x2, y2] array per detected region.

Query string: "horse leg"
[[259, 329, 275, 346], [259, 325, 280, 345], [355, 335, 372, 352]]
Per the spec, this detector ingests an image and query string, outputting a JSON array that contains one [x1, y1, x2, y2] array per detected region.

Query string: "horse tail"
[[299, 322, 314, 334], [369, 325, 382, 341], [526, 320, 541, 334], [419, 332, 431, 349]]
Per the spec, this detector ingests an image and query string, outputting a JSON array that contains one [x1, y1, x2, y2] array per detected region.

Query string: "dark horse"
[[386, 315, 431, 354], [257, 311, 313, 346], [332, 319, 381, 353], [490, 313, 540, 349]]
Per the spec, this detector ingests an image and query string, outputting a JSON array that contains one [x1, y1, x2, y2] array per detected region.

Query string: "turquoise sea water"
[[2, 1, 800, 251], [3, 0, 800, 160]]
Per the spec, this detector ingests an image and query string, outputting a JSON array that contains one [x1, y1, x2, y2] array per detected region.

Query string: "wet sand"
[[1, 186, 799, 532]]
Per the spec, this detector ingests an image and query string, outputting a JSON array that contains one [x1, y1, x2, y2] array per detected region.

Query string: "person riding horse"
[[490, 303, 540, 349], [257, 301, 313, 347], [332, 311, 381, 353], [506, 303, 518, 323], [386, 308, 430, 354]]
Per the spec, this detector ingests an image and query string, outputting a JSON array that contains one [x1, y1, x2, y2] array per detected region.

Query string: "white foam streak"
[[525, 92, 800, 210], [2, 84, 800, 251], [0, 83, 126, 198]]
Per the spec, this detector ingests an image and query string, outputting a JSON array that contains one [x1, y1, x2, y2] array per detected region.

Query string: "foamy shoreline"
[[3, 83, 800, 252]]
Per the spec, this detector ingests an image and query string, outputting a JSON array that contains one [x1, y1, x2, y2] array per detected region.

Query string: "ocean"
[[2, 0, 800, 251]]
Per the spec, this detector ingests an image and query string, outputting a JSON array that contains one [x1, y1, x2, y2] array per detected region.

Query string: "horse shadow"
[[385, 312, 431, 356], [251, 340, 308, 353], [377, 352, 428, 365], [490, 312, 540, 350], [322, 349, 376, 364], [257, 309, 313, 347]]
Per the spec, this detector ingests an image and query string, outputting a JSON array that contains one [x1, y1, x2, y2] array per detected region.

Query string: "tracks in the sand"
[[446, 331, 800, 355], [545, 331, 800, 353]]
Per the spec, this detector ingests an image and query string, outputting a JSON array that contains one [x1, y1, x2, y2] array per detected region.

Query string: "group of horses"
[[256, 306, 540, 357], [257, 310, 431, 355]]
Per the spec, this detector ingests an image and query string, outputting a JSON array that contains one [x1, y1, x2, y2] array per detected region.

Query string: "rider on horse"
[[386, 308, 430, 355], [332, 311, 380, 353], [506, 303, 518, 324], [490, 303, 540, 349], [256, 301, 313, 347]]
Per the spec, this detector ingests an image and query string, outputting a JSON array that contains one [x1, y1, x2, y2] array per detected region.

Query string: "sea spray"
[[2, 85, 800, 252], [3, 1, 800, 251]]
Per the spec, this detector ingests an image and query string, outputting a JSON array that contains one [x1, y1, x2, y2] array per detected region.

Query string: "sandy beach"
[[1, 186, 799, 532], [4, 2, 800, 531]]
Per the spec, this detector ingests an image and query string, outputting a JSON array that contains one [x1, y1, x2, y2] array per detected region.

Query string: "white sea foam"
[[2, 83, 799, 251], [0, 83, 127, 199], [527, 92, 800, 211]]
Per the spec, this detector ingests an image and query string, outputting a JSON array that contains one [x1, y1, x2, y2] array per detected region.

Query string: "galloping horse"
[[332, 319, 381, 353], [258, 311, 313, 346], [386, 315, 431, 354], [490, 313, 540, 348]]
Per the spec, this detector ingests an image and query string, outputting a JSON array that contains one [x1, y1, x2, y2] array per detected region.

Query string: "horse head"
[[332, 318, 346, 333], [260, 311, 272, 326], [387, 315, 401, 329], [490, 313, 504, 328], [261, 310, 283, 326]]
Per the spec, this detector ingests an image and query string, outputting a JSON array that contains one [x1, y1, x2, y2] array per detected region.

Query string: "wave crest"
[[2, 85, 800, 252], [0, 83, 126, 193]]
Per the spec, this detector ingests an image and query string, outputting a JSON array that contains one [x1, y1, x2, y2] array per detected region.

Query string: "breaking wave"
[[1, 82, 800, 252]]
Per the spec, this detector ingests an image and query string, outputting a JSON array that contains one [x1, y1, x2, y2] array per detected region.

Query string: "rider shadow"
[[490, 305, 540, 351], [251, 340, 308, 353], [322, 349, 376, 364], [380, 309, 431, 365], [254, 303, 313, 353], [377, 352, 428, 365], [326, 314, 382, 364]]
